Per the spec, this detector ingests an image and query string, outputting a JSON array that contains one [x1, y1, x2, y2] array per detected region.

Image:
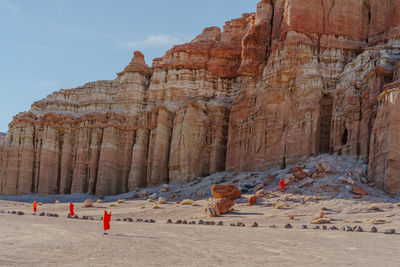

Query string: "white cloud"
[[119, 34, 192, 50], [0, 0, 20, 13]]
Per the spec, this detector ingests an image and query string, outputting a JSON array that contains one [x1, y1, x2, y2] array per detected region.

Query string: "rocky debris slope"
[[1, 0, 400, 196]]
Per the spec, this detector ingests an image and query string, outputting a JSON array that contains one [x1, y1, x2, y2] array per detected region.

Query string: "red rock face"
[[2, 0, 400, 196]]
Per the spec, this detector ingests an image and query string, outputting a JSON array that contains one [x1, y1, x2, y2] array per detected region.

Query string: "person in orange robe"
[[279, 179, 286, 192], [33, 201, 38, 213], [69, 202, 75, 217], [103, 210, 112, 235]]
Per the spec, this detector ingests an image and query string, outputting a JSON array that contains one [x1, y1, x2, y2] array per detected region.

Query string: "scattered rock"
[[351, 185, 368, 196], [370, 226, 377, 233], [299, 177, 314, 188], [82, 199, 94, 208], [181, 199, 193, 205], [369, 204, 381, 211], [284, 174, 295, 186], [265, 174, 275, 185], [252, 222, 258, 227], [211, 184, 241, 200], [384, 229, 395, 234], [284, 224, 292, 229], [316, 162, 330, 173], [355, 226, 363, 232], [345, 226, 353, 232], [311, 218, 331, 224], [253, 183, 264, 192], [255, 189, 265, 197], [197, 189, 205, 198], [248, 195, 257, 206], [158, 197, 167, 204], [293, 166, 307, 180]]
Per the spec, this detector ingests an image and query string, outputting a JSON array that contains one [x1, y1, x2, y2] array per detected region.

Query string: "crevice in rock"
[[341, 127, 348, 146], [319, 93, 333, 153]]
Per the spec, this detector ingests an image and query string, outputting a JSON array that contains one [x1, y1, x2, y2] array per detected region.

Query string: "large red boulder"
[[211, 184, 241, 200], [205, 198, 235, 217]]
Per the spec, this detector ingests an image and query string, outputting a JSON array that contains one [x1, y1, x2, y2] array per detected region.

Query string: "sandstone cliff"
[[1, 0, 400, 196]]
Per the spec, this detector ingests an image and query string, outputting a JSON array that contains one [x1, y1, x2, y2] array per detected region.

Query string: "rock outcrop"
[[2, 0, 400, 196]]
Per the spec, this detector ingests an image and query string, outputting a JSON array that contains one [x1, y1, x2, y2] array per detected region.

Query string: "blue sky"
[[0, 0, 260, 132]]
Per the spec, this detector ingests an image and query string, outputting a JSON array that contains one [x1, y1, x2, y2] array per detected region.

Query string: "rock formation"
[[1, 0, 400, 196]]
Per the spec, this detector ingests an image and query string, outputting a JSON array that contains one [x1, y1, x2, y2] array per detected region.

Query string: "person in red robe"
[[279, 179, 286, 192], [103, 210, 112, 235], [69, 202, 75, 217], [33, 201, 38, 213]]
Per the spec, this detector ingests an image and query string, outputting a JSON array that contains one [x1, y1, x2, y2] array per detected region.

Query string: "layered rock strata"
[[2, 0, 400, 196]]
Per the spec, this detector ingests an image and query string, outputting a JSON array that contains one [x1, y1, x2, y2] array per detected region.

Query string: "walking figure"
[[103, 210, 112, 235]]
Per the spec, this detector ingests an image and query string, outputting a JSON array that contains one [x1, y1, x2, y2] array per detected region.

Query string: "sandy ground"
[[1, 155, 400, 266], [1, 194, 400, 267]]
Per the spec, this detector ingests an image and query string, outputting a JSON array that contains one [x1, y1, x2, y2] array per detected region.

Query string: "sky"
[[0, 0, 260, 133]]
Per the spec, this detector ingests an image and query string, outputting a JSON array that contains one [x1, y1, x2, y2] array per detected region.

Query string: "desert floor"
[[1, 194, 400, 267]]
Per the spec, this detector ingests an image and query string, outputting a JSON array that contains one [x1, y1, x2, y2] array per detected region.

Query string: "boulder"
[[248, 195, 257, 206], [351, 185, 368, 196], [293, 166, 307, 180], [255, 189, 265, 197], [253, 183, 264, 192], [299, 177, 314, 188], [82, 199, 94, 208], [205, 198, 235, 217], [284, 174, 295, 186], [211, 184, 241, 200]]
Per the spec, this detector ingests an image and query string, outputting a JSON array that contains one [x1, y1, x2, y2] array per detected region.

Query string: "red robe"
[[69, 203, 75, 217], [103, 211, 111, 230], [33, 201, 38, 213], [279, 179, 286, 191]]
